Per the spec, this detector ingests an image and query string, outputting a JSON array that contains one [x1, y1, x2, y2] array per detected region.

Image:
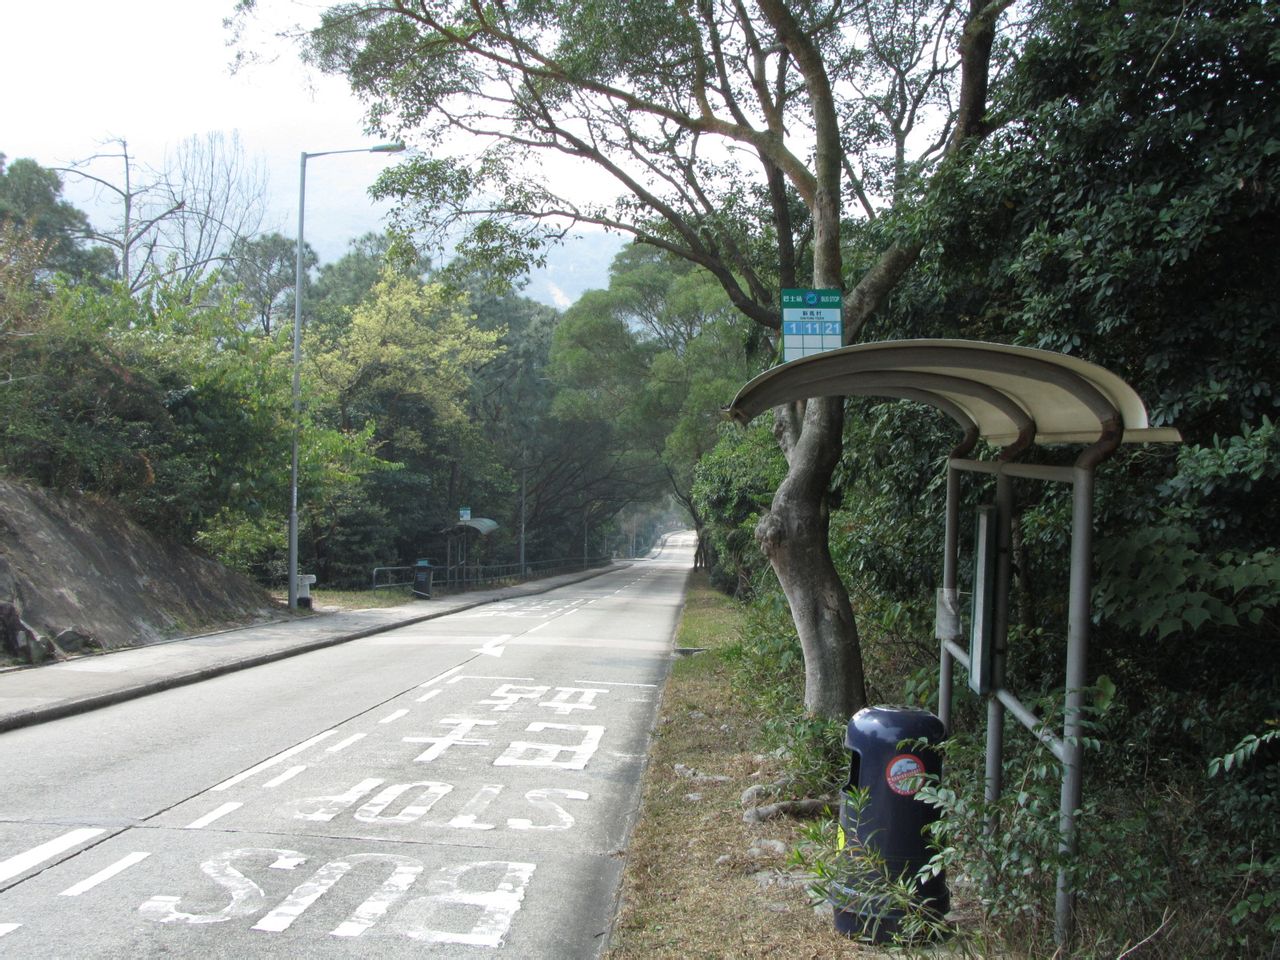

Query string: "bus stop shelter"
[[727, 339, 1181, 944]]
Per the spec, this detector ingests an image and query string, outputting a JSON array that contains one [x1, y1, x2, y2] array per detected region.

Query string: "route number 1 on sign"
[[781, 288, 843, 363]]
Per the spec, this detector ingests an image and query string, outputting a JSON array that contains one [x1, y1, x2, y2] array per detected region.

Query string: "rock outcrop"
[[0, 477, 277, 661]]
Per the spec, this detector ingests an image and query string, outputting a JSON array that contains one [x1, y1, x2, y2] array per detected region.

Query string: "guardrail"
[[370, 555, 611, 593]]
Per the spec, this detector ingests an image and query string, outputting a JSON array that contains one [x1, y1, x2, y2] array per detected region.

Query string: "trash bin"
[[297, 574, 316, 610], [412, 559, 434, 599], [831, 705, 948, 942]]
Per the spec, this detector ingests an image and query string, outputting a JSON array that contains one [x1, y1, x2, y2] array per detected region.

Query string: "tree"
[[278, 0, 1013, 717], [224, 231, 316, 336], [551, 246, 753, 565], [59, 134, 267, 293], [0, 154, 112, 280]]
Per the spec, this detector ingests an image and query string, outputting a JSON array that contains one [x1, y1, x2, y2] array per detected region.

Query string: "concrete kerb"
[[0, 562, 629, 734]]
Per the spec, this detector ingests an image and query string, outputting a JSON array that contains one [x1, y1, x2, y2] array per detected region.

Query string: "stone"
[[53, 627, 98, 655], [746, 839, 789, 859]]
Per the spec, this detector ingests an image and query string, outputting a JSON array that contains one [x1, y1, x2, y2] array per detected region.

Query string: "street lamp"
[[289, 142, 405, 610]]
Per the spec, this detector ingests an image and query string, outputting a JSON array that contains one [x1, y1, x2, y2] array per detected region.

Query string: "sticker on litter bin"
[[885, 753, 927, 796]]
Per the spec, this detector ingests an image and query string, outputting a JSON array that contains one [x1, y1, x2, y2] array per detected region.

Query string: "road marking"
[[404, 718, 496, 763], [263, 765, 308, 789], [58, 851, 150, 896], [326, 733, 366, 753], [472, 633, 513, 657], [453, 675, 535, 683], [0, 924, 19, 937], [527, 621, 550, 633], [0, 828, 105, 883], [493, 723, 605, 770], [574, 679, 658, 687], [379, 709, 410, 724], [185, 802, 242, 830], [213, 730, 337, 791], [419, 665, 465, 687]]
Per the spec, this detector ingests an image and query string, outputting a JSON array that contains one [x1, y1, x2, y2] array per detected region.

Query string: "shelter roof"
[[442, 517, 499, 536], [727, 339, 1181, 447]]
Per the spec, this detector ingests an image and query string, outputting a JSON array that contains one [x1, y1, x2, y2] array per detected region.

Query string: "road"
[[0, 534, 694, 958]]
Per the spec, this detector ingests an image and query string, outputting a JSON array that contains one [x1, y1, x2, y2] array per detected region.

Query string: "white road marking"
[[326, 733, 366, 753], [454, 675, 535, 683], [0, 828, 105, 883], [527, 621, 551, 633], [419, 665, 465, 687], [379, 709, 410, 724], [405, 718, 497, 763], [213, 730, 337, 791], [539, 687, 608, 714], [58, 852, 150, 896], [493, 723, 605, 770], [574, 679, 658, 687], [263, 765, 308, 789], [416, 689, 442, 703], [472, 633, 513, 657], [0, 924, 20, 937], [184, 802, 242, 830]]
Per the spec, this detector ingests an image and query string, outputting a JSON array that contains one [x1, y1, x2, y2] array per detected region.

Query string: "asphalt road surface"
[[0, 533, 694, 958]]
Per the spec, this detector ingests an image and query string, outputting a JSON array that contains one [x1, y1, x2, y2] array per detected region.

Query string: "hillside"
[[0, 477, 278, 663]]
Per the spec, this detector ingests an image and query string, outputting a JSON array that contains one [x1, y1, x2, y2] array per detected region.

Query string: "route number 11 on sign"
[[781, 288, 843, 363]]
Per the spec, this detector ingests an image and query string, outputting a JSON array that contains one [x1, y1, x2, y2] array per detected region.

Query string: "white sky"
[[0, 0, 620, 305]]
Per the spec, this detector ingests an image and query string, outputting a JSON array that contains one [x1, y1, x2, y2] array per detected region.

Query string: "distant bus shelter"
[[440, 517, 499, 590], [727, 339, 1181, 944]]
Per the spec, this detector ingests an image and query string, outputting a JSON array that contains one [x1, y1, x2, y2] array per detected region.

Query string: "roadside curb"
[[0, 562, 627, 734]]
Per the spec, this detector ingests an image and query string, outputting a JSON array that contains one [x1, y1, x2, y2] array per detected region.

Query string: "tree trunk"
[[757, 396, 867, 718]]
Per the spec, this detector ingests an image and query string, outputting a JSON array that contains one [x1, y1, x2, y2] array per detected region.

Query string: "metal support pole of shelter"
[[937, 455, 1097, 946]]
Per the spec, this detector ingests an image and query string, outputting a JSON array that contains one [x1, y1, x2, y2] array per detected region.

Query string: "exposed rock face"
[[0, 477, 277, 657]]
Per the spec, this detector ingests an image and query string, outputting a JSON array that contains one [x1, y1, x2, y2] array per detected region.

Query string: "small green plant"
[[792, 785, 961, 952]]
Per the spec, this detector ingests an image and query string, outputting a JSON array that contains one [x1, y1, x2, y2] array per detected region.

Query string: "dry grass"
[[607, 572, 877, 959]]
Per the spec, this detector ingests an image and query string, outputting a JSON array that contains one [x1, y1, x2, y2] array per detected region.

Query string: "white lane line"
[[184, 802, 242, 830], [58, 852, 150, 896], [573, 679, 659, 687], [452, 675, 535, 683], [416, 689, 442, 703], [419, 664, 465, 688], [212, 730, 337, 791], [326, 733, 366, 753], [527, 621, 550, 633], [0, 924, 20, 937], [0, 828, 106, 883], [379, 709, 410, 724], [263, 765, 307, 789]]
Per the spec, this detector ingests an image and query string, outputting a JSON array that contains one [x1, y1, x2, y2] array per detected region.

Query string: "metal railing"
[[371, 555, 610, 593]]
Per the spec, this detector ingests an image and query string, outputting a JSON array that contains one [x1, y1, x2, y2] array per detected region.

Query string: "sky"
[[0, 0, 622, 307]]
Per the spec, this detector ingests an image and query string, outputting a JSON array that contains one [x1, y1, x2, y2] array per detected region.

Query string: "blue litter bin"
[[831, 705, 949, 941]]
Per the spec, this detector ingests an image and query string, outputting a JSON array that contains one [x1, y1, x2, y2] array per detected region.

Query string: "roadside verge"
[[606, 572, 872, 958]]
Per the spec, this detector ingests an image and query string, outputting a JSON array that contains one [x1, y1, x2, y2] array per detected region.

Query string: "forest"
[[3, 0, 1278, 954]]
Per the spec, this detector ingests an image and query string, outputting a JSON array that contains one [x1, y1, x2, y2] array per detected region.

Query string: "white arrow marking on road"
[[58, 852, 151, 896], [472, 634, 513, 657], [0, 828, 105, 883], [0, 924, 19, 937]]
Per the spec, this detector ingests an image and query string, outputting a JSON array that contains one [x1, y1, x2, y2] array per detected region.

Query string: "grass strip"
[[607, 571, 874, 959]]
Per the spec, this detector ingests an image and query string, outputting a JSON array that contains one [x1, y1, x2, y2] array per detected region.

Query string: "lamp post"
[[289, 142, 405, 609]]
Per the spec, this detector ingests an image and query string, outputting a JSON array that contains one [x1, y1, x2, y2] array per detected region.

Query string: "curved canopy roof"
[[728, 339, 1181, 448], [442, 517, 499, 536]]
